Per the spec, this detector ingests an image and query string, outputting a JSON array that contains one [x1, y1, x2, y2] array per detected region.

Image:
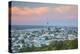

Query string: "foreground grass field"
[[19, 39, 78, 52]]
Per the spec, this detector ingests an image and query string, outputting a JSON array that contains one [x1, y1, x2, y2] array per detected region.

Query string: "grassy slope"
[[19, 39, 78, 52]]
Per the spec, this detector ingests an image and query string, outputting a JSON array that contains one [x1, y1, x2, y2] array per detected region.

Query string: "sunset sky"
[[10, 1, 78, 27]]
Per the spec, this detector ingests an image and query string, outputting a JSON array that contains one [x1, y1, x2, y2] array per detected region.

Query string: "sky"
[[10, 1, 78, 27]]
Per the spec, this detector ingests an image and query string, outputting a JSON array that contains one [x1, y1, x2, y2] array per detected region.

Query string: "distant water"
[[11, 25, 78, 31], [11, 25, 46, 30]]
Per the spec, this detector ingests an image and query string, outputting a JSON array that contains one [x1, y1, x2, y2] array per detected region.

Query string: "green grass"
[[19, 39, 78, 52]]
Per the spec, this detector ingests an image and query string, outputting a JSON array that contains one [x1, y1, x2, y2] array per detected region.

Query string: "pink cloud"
[[11, 7, 49, 16], [11, 5, 77, 24], [34, 7, 49, 15], [51, 5, 77, 19], [52, 6, 75, 14]]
